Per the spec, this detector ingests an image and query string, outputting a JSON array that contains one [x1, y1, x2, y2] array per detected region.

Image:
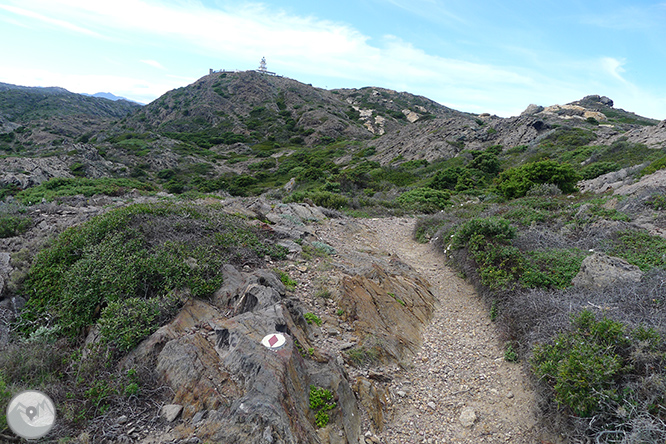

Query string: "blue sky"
[[1, 0, 665, 118]]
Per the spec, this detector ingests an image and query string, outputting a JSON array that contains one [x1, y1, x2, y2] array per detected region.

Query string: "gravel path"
[[326, 216, 539, 444]]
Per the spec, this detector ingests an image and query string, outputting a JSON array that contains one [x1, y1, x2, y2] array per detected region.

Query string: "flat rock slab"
[[161, 404, 183, 422], [572, 252, 643, 289]]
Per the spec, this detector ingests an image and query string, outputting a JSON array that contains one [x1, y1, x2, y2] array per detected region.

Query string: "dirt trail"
[[323, 216, 538, 444]]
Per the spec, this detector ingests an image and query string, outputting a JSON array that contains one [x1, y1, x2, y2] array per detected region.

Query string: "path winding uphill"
[[324, 217, 538, 444]]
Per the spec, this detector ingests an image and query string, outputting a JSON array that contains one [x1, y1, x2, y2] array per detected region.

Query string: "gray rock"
[[521, 104, 544, 116], [396, 390, 407, 398], [116, 415, 128, 424], [459, 406, 477, 427], [213, 266, 285, 313], [572, 252, 643, 289], [191, 410, 205, 424], [427, 401, 437, 410], [161, 404, 183, 422]]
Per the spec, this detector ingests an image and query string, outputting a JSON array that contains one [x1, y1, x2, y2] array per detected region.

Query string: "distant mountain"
[[0, 82, 141, 123], [85, 91, 141, 104]]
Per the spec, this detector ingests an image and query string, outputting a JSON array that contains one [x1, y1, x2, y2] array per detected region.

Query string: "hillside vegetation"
[[0, 72, 665, 442]]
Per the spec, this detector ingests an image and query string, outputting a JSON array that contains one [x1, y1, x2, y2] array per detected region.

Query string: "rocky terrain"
[[1, 72, 666, 443], [0, 193, 545, 443]]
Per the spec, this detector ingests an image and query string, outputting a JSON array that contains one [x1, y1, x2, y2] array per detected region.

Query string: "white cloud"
[[0, 4, 104, 37], [2, 0, 666, 118], [600, 57, 628, 83], [140, 59, 166, 70], [0, 65, 178, 104]]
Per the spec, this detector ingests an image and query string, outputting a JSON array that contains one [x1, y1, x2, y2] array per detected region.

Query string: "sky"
[[1, 0, 666, 118]]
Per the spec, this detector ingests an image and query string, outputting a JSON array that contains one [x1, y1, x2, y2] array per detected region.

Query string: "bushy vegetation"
[[496, 160, 580, 199], [532, 311, 664, 418], [0, 213, 31, 238], [0, 201, 288, 436], [13, 177, 156, 204], [17, 202, 287, 344], [417, 191, 666, 442]]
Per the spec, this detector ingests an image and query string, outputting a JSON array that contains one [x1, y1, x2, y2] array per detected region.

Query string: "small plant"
[[504, 343, 518, 362], [309, 385, 336, 428], [311, 241, 337, 256], [490, 300, 498, 321], [276, 270, 297, 291], [304, 312, 322, 326], [315, 288, 331, 299], [336, 309, 344, 316], [388, 292, 405, 306]]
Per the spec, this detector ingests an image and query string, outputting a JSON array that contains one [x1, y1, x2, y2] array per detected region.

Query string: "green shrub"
[[520, 249, 587, 289], [0, 375, 11, 432], [531, 311, 647, 417], [284, 190, 348, 210], [451, 217, 516, 249], [641, 154, 666, 177], [496, 160, 580, 199], [98, 295, 179, 353], [17, 203, 287, 340], [15, 177, 156, 204], [580, 161, 620, 180], [468, 151, 501, 175], [608, 230, 666, 271], [396, 187, 450, 212], [430, 166, 463, 191], [0, 214, 31, 238]]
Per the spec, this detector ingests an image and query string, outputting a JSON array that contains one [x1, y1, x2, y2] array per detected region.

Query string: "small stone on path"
[[460, 406, 477, 427]]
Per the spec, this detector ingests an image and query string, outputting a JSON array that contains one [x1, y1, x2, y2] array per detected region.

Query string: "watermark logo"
[[6, 390, 56, 440]]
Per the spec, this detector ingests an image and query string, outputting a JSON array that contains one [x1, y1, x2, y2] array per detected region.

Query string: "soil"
[[318, 216, 540, 444]]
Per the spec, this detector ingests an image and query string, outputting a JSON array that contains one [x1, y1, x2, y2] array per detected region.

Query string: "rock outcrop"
[[572, 252, 643, 289], [125, 265, 361, 444]]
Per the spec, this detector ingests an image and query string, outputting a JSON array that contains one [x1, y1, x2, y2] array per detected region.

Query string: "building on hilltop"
[[256, 57, 277, 76], [208, 58, 280, 77]]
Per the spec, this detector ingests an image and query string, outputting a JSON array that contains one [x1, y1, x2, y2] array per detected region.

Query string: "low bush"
[[0, 214, 31, 238], [532, 310, 665, 422], [607, 230, 666, 271], [15, 177, 156, 204], [496, 160, 580, 199], [396, 187, 450, 212], [17, 202, 287, 342]]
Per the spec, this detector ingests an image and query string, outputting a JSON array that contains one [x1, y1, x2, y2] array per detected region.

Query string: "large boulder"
[[130, 266, 361, 443], [572, 252, 643, 289], [339, 264, 436, 364]]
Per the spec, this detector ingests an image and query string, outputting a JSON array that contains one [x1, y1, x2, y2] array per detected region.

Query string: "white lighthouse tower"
[[258, 57, 268, 73]]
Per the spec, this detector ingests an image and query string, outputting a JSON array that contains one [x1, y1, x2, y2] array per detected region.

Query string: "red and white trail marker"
[[261, 333, 286, 350]]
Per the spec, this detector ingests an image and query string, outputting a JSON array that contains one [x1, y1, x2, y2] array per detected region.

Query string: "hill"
[[0, 82, 140, 122]]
